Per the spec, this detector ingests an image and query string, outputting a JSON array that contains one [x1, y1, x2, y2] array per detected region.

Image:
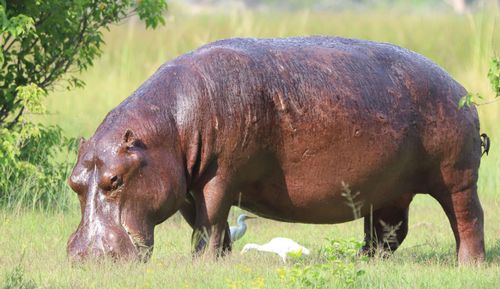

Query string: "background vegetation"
[[0, 0, 167, 210], [1, 1, 499, 288]]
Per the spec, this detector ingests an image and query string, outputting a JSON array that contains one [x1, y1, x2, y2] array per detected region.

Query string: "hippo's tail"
[[480, 133, 490, 156]]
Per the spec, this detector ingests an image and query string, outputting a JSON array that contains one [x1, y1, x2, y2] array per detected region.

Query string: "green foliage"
[[135, 0, 168, 28], [459, 56, 500, 108], [487, 57, 500, 97], [1, 0, 168, 126], [278, 239, 367, 288], [0, 88, 77, 210], [2, 264, 38, 289], [458, 92, 476, 108], [0, 1, 167, 210]]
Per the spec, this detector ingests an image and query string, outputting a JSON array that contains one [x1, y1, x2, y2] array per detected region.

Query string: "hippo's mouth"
[[122, 223, 153, 262]]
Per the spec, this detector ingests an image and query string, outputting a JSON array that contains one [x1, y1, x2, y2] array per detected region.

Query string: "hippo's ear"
[[78, 137, 86, 147], [123, 129, 145, 149], [77, 137, 86, 152]]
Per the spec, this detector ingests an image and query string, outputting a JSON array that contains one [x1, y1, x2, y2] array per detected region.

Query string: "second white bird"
[[241, 237, 310, 263]]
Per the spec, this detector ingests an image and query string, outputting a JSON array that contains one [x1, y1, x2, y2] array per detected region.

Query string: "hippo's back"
[[173, 36, 474, 156], [175, 36, 468, 125]]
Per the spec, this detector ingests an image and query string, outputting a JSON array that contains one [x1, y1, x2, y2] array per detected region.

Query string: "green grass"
[[3, 3, 500, 288], [1, 195, 499, 288]]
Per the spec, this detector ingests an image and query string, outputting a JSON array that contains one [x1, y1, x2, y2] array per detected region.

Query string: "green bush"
[[0, 1, 167, 210], [2, 264, 38, 289], [278, 239, 367, 288], [0, 83, 75, 210]]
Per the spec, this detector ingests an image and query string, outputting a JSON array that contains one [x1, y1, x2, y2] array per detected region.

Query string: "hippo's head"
[[67, 124, 186, 262]]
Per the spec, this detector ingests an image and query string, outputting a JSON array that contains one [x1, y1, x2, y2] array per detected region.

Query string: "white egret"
[[229, 214, 256, 242], [241, 237, 310, 263]]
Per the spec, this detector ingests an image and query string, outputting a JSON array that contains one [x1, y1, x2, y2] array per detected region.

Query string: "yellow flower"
[[251, 276, 265, 289], [225, 278, 243, 289], [277, 268, 287, 281], [238, 264, 252, 273]]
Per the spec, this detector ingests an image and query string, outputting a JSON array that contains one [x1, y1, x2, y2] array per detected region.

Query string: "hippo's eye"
[[99, 173, 123, 192], [109, 175, 123, 191]]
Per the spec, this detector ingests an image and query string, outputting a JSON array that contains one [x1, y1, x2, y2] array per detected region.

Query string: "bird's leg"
[[280, 254, 288, 264], [192, 174, 233, 258]]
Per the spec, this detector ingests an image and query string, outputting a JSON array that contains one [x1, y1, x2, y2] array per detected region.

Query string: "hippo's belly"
[[234, 114, 420, 224]]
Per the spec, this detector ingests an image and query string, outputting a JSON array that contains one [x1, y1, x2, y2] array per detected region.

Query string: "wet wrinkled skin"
[[68, 36, 485, 264]]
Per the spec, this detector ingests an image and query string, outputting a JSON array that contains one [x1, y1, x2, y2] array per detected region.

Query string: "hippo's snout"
[[67, 224, 139, 261]]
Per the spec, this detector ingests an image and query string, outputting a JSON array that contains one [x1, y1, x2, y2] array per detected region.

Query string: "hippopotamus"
[[67, 36, 485, 264]]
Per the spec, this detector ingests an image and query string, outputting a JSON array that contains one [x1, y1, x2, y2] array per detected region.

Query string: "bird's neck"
[[238, 220, 247, 229]]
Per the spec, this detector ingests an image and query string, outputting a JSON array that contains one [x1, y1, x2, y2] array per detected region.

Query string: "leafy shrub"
[[0, 84, 76, 210], [278, 239, 367, 288], [2, 264, 38, 289], [0, 1, 167, 210]]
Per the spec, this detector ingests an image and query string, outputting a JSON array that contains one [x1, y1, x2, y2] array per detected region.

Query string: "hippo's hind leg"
[[360, 193, 414, 257], [426, 124, 485, 264], [429, 170, 485, 264]]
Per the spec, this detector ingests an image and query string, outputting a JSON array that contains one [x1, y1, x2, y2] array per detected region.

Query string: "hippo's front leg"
[[190, 175, 233, 257], [179, 195, 203, 252], [180, 195, 232, 255]]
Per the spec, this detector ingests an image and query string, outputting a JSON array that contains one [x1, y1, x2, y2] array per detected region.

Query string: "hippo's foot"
[[358, 244, 392, 259]]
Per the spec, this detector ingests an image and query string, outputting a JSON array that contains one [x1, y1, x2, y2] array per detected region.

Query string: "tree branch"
[[1, 34, 12, 50], [7, 106, 25, 129], [39, 8, 90, 88]]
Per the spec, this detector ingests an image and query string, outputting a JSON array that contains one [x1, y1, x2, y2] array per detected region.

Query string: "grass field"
[[1, 197, 499, 288], [2, 3, 500, 288]]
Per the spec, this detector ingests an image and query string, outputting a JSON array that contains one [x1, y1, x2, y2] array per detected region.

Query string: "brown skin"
[[67, 36, 485, 264]]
